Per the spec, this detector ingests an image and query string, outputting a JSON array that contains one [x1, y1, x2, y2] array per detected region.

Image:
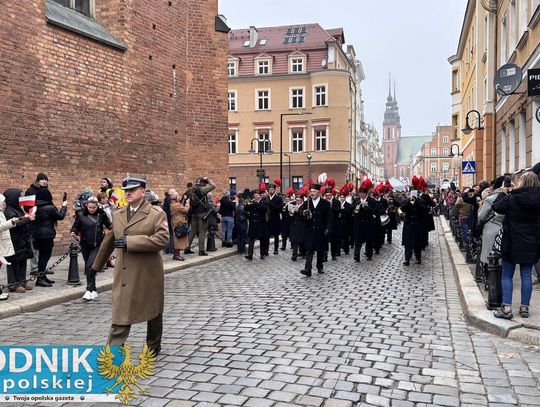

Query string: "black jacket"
[[3, 189, 34, 262], [33, 200, 67, 239], [245, 200, 268, 239], [300, 197, 332, 252], [267, 194, 283, 236], [400, 198, 429, 248], [71, 208, 112, 248], [219, 197, 235, 218], [353, 198, 377, 244], [492, 187, 540, 264]]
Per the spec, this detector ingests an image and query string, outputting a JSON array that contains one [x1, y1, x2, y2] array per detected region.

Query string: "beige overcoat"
[[93, 201, 169, 325]]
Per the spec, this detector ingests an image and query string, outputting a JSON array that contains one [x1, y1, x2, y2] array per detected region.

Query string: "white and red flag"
[[110, 191, 120, 202], [22, 206, 37, 218], [19, 195, 36, 207]]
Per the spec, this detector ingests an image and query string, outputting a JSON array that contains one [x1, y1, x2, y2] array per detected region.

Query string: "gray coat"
[[477, 188, 506, 264]]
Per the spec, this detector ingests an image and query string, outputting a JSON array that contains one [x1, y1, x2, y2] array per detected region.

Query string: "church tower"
[[382, 76, 401, 179]]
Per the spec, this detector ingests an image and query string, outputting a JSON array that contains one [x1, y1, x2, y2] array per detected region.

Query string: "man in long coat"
[[267, 183, 283, 255], [244, 190, 269, 260], [93, 174, 169, 355], [299, 183, 332, 277]]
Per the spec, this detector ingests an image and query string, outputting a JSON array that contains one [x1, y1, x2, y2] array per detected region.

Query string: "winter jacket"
[[492, 186, 540, 265], [0, 195, 16, 257], [477, 188, 506, 264], [400, 197, 429, 249], [71, 207, 112, 248], [233, 203, 248, 231], [33, 200, 67, 239], [218, 197, 235, 218], [3, 189, 34, 262]]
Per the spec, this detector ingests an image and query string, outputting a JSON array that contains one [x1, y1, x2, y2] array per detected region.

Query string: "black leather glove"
[[113, 237, 127, 250]]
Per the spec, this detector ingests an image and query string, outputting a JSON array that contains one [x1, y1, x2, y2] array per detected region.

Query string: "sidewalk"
[[0, 241, 250, 320], [440, 216, 540, 346]]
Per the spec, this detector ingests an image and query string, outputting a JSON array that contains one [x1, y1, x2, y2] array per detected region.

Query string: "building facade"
[[411, 126, 455, 187], [0, 0, 229, 250], [450, 0, 540, 186], [227, 24, 372, 191]]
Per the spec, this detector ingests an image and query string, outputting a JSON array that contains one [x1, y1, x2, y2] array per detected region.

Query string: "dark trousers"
[[248, 238, 264, 258], [271, 235, 279, 253], [34, 238, 54, 274], [405, 246, 422, 261], [386, 227, 393, 243], [331, 236, 341, 257], [108, 313, 163, 353], [80, 244, 99, 292], [374, 226, 384, 252], [354, 240, 373, 260], [341, 232, 351, 254], [304, 250, 324, 272], [236, 228, 247, 253], [281, 234, 288, 249], [261, 237, 270, 256], [6, 258, 27, 289], [165, 225, 174, 254]]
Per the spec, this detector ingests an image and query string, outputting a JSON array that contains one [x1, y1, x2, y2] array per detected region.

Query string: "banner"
[[18, 196, 36, 207]]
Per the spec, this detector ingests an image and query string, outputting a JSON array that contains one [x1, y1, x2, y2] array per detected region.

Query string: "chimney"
[[249, 26, 259, 48]]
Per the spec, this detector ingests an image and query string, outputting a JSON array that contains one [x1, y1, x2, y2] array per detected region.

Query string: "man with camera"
[[184, 176, 216, 256]]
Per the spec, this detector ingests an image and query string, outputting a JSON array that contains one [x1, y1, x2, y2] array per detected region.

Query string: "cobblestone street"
[[1, 221, 540, 407]]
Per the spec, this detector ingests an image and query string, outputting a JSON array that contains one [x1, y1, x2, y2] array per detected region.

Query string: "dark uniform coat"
[[386, 196, 398, 230], [267, 194, 283, 236], [400, 198, 429, 249], [338, 200, 353, 236], [353, 198, 377, 244], [245, 199, 269, 240], [93, 201, 169, 325], [299, 198, 332, 252], [288, 207, 305, 244], [329, 198, 342, 242]]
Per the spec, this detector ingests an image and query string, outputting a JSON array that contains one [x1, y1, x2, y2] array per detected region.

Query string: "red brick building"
[[0, 0, 229, 250]]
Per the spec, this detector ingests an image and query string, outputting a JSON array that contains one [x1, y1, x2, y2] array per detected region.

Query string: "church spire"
[[387, 73, 392, 101], [393, 81, 396, 102]]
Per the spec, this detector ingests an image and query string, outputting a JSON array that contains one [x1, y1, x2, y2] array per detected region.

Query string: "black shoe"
[[44, 276, 55, 284], [221, 242, 226, 247], [208, 248, 217, 252], [403, 261, 410, 266], [317, 268, 324, 274], [416, 259, 422, 265], [354, 256, 360, 262], [261, 255, 267, 259], [300, 269, 312, 277], [245, 255, 253, 260], [184, 248, 194, 255], [366, 257, 372, 261], [35, 277, 52, 287], [375, 250, 380, 254], [280, 246, 286, 251], [198, 252, 208, 256], [273, 250, 278, 255], [332, 256, 337, 261], [291, 256, 297, 261]]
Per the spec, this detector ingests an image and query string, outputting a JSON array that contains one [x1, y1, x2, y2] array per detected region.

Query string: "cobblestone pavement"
[[1, 220, 540, 407]]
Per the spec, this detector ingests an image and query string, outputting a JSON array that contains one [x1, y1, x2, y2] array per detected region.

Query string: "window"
[[431, 163, 437, 173], [443, 135, 449, 144], [314, 85, 327, 106], [257, 60, 270, 75], [501, 14, 508, 65], [229, 177, 237, 191], [227, 62, 236, 77], [256, 90, 270, 110], [291, 129, 304, 152], [228, 133, 237, 154], [292, 176, 303, 191], [228, 91, 237, 112], [257, 130, 271, 153], [431, 148, 437, 156], [291, 58, 304, 73], [53, 0, 94, 17], [443, 147, 449, 156], [452, 70, 459, 92], [443, 162, 449, 173], [315, 128, 328, 151], [291, 88, 304, 109]]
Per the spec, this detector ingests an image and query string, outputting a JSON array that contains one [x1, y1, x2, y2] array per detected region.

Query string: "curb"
[[0, 244, 253, 321], [440, 217, 540, 346]]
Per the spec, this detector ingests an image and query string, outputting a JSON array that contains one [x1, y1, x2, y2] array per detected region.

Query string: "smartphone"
[[62, 192, 67, 202]]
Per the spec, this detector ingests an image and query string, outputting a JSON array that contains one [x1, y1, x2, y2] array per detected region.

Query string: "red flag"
[[19, 195, 36, 207], [110, 191, 120, 202]]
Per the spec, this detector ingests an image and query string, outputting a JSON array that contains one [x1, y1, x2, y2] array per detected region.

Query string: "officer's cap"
[[121, 174, 147, 190]]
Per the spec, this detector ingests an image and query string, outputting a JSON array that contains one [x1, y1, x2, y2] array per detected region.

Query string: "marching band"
[[239, 174, 436, 275]]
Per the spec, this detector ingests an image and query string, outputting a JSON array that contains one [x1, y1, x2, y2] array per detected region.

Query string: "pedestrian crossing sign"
[[462, 160, 476, 174]]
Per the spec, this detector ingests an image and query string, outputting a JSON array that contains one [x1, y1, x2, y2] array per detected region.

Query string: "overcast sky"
[[219, 0, 468, 139]]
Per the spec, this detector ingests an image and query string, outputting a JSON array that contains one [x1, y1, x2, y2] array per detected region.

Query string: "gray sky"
[[219, 0, 468, 139]]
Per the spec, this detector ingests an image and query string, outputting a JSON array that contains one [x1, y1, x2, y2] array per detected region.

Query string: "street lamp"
[[283, 153, 292, 190], [307, 152, 313, 181], [249, 137, 273, 184], [462, 109, 484, 135], [280, 112, 312, 192]]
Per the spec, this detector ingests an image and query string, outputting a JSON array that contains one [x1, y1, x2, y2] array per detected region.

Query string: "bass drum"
[[380, 214, 390, 226]]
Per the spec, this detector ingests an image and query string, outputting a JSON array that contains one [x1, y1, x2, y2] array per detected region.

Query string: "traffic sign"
[[462, 161, 476, 174]]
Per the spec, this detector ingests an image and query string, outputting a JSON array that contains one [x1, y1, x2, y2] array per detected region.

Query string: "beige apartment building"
[[411, 126, 455, 187], [227, 24, 375, 191]]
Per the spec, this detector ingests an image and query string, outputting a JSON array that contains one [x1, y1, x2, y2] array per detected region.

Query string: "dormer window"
[[258, 60, 270, 74], [291, 58, 304, 73], [228, 61, 237, 77], [254, 54, 272, 75], [52, 0, 94, 18]]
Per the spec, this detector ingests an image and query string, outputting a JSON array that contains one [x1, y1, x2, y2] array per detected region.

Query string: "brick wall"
[[0, 0, 228, 252]]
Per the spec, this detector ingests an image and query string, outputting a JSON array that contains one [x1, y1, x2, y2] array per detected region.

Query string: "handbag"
[[491, 227, 503, 259], [174, 223, 189, 238]]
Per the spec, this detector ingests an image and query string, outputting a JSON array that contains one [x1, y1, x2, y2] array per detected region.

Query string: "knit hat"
[[36, 173, 48, 182], [493, 176, 504, 189], [532, 161, 540, 180]]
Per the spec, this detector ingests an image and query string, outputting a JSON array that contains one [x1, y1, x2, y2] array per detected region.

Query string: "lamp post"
[[461, 109, 484, 135], [449, 143, 463, 186], [307, 152, 313, 181], [280, 112, 312, 192], [283, 153, 292, 190], [249, 137, 273, 185]]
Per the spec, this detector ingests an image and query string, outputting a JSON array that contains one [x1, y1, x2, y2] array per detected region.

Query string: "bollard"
[[206, 226, 217, 252], [485, 253, 502, 310], [67, 242, 81, 285]]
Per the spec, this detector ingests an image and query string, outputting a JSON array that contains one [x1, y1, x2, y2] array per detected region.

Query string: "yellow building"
[[448, 0, 496, 188], [227, 25, 367, 191]]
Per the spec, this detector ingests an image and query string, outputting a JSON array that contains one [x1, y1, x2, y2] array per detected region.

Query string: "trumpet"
[[410, 197, 416, 204]]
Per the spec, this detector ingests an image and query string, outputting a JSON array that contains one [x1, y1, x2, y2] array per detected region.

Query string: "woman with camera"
[[492, 171, 540, 319], [170, 192, 189, 261]]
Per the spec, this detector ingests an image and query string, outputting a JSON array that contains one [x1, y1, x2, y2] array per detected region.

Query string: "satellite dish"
[[321, 58, 327, 67], [494, 63, 522, 96]]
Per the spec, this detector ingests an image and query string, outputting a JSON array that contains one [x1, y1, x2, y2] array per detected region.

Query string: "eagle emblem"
[[97, 343, 157, 405]]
